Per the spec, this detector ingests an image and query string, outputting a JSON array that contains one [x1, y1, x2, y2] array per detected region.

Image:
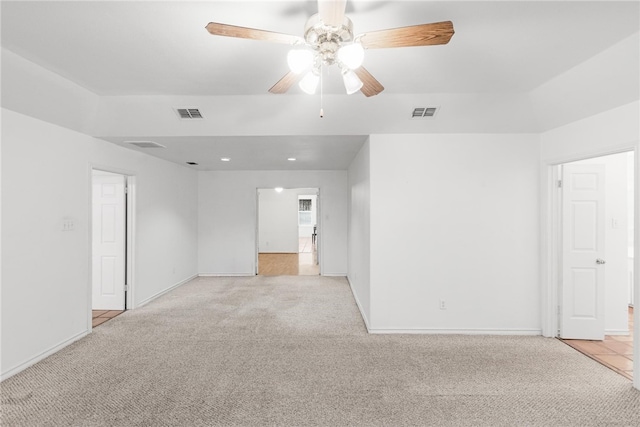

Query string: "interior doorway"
[[256, 187, 320, 276], [91, 169, 131, 328], [297, 194, 319, 275], [556, 151, 635, 379]]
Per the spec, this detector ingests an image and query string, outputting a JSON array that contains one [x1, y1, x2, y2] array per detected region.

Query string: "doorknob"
[[596, 258, 606, 264]]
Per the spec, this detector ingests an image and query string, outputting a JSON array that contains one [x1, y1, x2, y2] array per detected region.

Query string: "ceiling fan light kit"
[[290, 13, 366, 95], [299, 70, 321, 95], [337, 42, 365, 70], [287, 49, 314, 74], [342, 69, 363, 95], [205, 0, 454, 99]]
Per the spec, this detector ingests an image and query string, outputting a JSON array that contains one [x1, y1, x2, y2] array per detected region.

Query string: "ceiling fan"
[[205, 0, 454, 97]]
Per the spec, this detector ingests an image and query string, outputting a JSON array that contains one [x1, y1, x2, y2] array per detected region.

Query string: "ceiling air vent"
[[125, 141, 166, 148], [411, 107, 439, 119], [175, 108, 203, 119]]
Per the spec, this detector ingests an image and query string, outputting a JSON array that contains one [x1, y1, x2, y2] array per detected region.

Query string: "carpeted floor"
[[1, 276, 639, 426]]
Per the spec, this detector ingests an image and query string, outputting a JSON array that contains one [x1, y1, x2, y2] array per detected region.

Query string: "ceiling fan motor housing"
[[304, 13, 354, 66]]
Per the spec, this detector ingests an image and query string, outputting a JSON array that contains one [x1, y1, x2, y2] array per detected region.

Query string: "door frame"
[[541, 143, 639, 389], [88, 165, 136, 331], [255, 187, 322, 275]]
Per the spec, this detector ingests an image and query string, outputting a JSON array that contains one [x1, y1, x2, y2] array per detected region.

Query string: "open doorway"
[[256, 187, 320, 276], [556, 151, 634, 379], [91, 169, 132, 328], [297, 194, 319, 275]]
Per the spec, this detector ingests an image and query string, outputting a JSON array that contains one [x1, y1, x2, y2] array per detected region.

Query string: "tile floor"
[[258, 237, 319, 276], [92, 310, 124, 328], [298, 236, 319, 275], [561, 306, 634, 380]]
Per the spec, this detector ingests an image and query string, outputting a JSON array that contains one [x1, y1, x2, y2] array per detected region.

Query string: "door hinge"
[[557, 305, 561, 315], [124, 284, 130, 292], [557, 180, 562, 188], [125, 186, 129, 194]]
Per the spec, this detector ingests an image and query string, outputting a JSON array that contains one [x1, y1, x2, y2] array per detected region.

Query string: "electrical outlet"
[[439, 299, 446, 310], [62, 218, 75, 231]]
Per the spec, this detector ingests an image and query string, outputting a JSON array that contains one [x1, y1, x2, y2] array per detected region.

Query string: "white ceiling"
[[103, 135, 368, 170], [2, 0, 639, 170]]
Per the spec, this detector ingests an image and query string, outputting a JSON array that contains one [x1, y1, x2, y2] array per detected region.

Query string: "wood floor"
[[561, 306, 634, 380], [258, 237, 319, 276]]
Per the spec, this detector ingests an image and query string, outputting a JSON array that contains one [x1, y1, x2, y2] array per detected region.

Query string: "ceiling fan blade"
[[268, 71, 302, 94], [205, 22, 303, 45], [318, 0, 347, 27], [359, 21, 454, 49], [354, 67, 384, 97]]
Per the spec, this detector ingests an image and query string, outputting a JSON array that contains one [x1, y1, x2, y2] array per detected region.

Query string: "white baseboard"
[[367, 328, 542, 336], [198, 273, 347, 277], [198, 273, 255, 277], [346, 276, 371, 331], [1, 330, 88, 382], [605, 329, 630, 336], [136, 274, 198, 308]]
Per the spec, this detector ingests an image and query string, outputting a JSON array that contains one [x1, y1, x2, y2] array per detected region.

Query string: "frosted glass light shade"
[[299, 71, 320, 94], [337, 43, 364, 70], [287, 49, 314, 74], [342, 70, 363, 95]]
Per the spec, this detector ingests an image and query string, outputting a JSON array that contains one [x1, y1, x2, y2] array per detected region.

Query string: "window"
[[299, 199, 312, 211], [299, 199, 312, 225]]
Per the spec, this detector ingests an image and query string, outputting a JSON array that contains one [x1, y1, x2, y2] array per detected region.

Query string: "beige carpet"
[[1, 276, 639, 426]]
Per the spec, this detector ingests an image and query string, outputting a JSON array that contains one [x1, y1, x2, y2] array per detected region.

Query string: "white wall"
[[572, 153, 630, 333], [540, 101, 639, 162], [530, 32, 640, 132], [539, 101, 639, 389], [1, 48, 99, 135], [198, 171, 347, 275], [1, 109, 199, 379], [347, 141, 371, 326], [94, 93, 540, 137], [368, 134, 541, 333], [258, 188, 298, 253], [539, 102, 639, 320], [628, 152, 636, 249], [628, 152, 635, 305]]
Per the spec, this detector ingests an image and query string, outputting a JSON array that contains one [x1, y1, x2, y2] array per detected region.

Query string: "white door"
[[560, 164, 606, 340], [92, 173, 126, 310]]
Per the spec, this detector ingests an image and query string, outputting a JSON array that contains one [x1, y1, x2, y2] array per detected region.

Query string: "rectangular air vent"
[[175, 108, 203, 119], [125, 141, 166, 148], [411, 107, 439, 119]]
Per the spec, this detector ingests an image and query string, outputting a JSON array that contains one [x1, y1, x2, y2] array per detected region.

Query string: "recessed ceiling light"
[[287, 157, 297, 161], [186, 161, 198, 165], [275, 187, 284, 193], [220, 157, 231, 162]]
